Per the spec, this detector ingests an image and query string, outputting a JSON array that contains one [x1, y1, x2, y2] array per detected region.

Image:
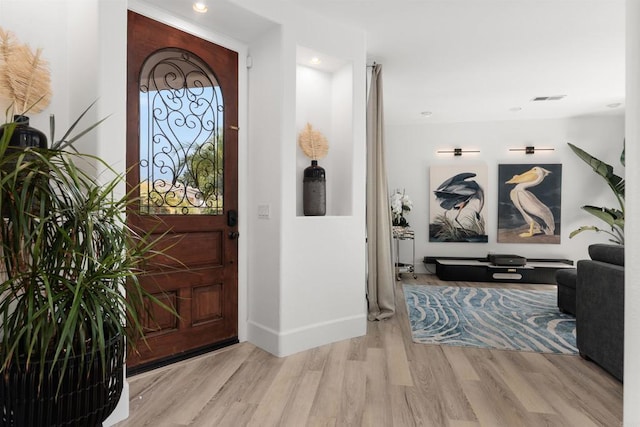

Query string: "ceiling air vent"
[[531, 95, 567, 101]]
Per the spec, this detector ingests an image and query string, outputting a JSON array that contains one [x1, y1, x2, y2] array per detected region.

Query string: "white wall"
[[625, 1, 639, 425], [0, 2, 69, 129], [240, 0, 368, 356], [387, 115, 625, 271], [245, 25, 284, 353], [330, 64, 355, 216], [281, 9, 366, 355]]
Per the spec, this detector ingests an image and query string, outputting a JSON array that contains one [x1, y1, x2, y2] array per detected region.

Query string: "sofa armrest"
[[576, 258, 624, 381], [589, 244, 624, 266]]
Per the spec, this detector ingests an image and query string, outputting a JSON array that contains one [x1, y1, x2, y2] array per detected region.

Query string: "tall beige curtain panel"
[[366, 64, 396, 320]]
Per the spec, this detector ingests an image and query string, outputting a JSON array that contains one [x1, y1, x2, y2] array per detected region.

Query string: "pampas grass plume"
[[0, 26, 52, 115], [298, 123, 329, 161]]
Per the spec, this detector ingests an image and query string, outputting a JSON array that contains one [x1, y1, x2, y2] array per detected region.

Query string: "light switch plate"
[[258, 204, 270, 219]]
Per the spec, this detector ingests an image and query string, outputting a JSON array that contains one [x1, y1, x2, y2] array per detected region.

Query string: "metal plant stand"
[[393, 226, 416, 280]]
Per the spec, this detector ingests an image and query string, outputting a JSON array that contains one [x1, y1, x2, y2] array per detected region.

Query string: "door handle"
[[227, 210, 238, 227], [228, 231, 240, 240]]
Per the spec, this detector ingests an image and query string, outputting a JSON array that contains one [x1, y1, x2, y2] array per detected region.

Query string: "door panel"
[[149, 231, 224, 268], [126, 11, 238, 370]]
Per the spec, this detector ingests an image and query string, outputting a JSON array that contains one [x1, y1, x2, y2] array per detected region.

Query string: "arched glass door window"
[[139, 48, 224, 215]]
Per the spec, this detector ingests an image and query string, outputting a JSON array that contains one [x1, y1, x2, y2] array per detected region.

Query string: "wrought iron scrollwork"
[[139, 48, 224, 215]]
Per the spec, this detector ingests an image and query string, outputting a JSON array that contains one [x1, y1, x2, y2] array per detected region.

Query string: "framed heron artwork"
[[498, 163, 562, 244], [429, 164, 488, 242]]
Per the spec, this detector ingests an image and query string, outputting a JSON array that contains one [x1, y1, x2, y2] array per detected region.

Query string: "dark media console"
[[424, 255, 573, 284]]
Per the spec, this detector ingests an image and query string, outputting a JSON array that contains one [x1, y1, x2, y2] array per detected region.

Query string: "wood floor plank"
[[308, 339, 350, 419], [306, 415, 337, 427], [124, 345, 250, 426], [463, 349, 539, 427], [170, 344, 254, 425], [412, 344, 478, 423], [347, 334, 368, 361], [441, 345, 481, 381], [278, 370, 323, 427], [195, 402, 257, 427], [188, 347, 283, 424], [381, 319, 414, 386], [304, 344, 331, 372], [362, 347, 393, 426], [117, 275, 623, 427], [388, 385, 419, 426], [526, 372, 602, 427], [336, 360, 367, 426], [488, 350, 556, 414], [460, 379, 507, 427], [447, 420, 481, 427], [245, 351, 308, 426]]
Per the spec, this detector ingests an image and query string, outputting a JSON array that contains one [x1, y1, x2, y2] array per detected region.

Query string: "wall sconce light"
[[437, 148, 480, 156], [509, 146, 554, 154]]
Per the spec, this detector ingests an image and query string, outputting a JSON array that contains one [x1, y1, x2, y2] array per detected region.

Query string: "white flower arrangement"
[[390, 190, 412, 227]]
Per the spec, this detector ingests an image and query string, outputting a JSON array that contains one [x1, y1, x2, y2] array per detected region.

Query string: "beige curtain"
[[366, 64, 395, 320]]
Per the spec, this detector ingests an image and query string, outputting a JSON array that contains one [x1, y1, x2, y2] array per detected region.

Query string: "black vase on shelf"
[[0, 116, 48, 217], [0, 115, 48, 150], [303, 160, 326, 216]]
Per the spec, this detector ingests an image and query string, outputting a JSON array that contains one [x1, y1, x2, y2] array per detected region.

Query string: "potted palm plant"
[[0, 108, 174, 425], [0, 27, 174, 425], [568, 142, 625, 244]]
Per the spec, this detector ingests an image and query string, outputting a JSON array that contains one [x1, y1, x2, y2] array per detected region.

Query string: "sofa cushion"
[[589, 244, 624, 267], [556, 268, 577, 289]]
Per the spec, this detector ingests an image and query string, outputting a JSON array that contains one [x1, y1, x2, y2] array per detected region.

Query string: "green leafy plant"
[[567, 142, 625, 244], [0, 106, 175, 394]]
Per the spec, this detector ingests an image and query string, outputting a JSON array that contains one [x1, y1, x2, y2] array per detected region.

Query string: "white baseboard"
[[248, 314, 367, 357], [247, 320, 281, 355]]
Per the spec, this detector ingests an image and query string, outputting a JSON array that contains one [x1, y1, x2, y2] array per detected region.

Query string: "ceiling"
[[143, 0, 626, 125]]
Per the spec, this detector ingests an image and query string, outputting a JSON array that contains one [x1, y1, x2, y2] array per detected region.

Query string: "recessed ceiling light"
[[607, 103, 622, 108], [509, 107, 522, 112], [193, 2, 208, 13], [310, 57, 321, 65], [420, 111, 433, 117]]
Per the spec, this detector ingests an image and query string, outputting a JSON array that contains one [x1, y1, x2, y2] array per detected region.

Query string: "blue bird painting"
[[430, 167, 488, 243], [434, 172, 485, 228]]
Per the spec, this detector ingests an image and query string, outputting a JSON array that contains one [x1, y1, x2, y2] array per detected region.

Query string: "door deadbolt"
[[227, 210, 238, 227]]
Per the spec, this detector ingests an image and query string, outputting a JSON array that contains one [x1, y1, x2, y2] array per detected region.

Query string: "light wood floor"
[[116, 275, 623, 427]]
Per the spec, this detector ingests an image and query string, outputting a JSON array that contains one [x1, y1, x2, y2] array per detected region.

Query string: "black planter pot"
[[303, 160, 326, 216], [1, 333, 125, 427]]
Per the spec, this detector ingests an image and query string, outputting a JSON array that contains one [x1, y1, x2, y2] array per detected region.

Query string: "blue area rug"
[[403, 284, 577, 354]]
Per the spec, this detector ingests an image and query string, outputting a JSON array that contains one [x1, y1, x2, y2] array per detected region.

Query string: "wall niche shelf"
[[295, 45, 353, 217]]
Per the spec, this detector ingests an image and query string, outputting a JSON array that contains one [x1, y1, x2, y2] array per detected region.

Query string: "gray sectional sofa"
[[576, 244, 625, 382]]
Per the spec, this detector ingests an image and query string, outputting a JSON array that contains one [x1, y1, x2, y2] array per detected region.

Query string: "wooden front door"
[[126, 11, 239, 371]]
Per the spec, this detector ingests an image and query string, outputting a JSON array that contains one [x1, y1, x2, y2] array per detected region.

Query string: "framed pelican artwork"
[[498, 163, 562, 244], [429, 164, 488, 242]]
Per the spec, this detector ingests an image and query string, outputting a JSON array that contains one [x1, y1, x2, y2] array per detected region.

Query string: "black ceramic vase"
[[0, 116, 48, 217], [303, 160, 326, 216], [0, 115, 48, 150]]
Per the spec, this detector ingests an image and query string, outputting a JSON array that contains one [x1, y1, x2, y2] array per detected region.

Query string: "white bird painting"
[[506, 166, 555, 237]]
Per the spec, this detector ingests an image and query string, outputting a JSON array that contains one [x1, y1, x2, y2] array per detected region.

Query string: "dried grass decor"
[[298, 122, 329, 161], [0, 26, 52, 115]]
